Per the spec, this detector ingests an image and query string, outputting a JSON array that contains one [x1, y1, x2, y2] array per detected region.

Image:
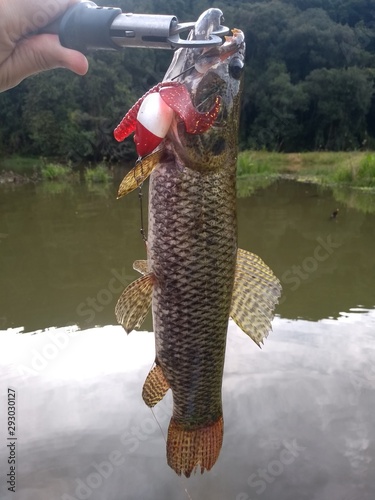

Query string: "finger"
[[2, 0, 80, 40], [5, 34, 88, 89]]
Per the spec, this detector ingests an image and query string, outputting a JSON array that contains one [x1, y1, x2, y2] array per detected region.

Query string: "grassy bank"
[[237, 150, 375, 188], [0, 156, 40, 175], [0, 157, 112, 184], [1, 151, 375, 188]]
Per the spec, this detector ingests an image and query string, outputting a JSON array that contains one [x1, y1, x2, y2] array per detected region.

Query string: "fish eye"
[[229, 58, 244, 80]]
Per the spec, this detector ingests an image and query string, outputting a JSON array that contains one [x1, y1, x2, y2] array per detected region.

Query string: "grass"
[[298, 151, 359, 167], [355, 154, 375, 187], [237, 150, 375, 188], [85, 164, 112, 183], [0, 156, 39, 175], [331, 165, 354, 184], [311, 153, 375, 187], [1, 151, 375, 189], [40, 163, 71, 181], [0, 156, 73, 182], [237, 150, 289, 177]]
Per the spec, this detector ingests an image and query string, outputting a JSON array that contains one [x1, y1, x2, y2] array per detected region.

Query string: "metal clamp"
[[37, 2, 230, 52]]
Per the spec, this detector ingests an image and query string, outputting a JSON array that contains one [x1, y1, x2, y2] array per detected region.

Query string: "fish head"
[[162, 9, 245, 171]]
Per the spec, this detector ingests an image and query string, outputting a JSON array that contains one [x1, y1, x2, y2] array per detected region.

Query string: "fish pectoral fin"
[[117, 149, 163, 198], [230, 248, 282, 347], [142, 363, 170, 407], [133, 259, 148, 275], [115, 274, 154, 333]]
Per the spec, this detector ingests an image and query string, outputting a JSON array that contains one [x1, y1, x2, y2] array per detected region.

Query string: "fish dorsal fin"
[[230, 248, 282, 347], [115, 274, 154, 333], [117, 149, 163, 199], [142, 363, 170, 408], [133, 260, 148, 275]]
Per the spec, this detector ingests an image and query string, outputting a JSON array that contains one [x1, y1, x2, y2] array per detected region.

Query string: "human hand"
[[0, 0, 89, 92]]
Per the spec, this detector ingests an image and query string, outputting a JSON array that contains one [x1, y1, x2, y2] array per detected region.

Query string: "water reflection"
[[331, 185, 375, 214], [237, 180, 375, 320], [1, 178, 375, 499], [1, 179, 374, 331], [0, 310, 374, 500]]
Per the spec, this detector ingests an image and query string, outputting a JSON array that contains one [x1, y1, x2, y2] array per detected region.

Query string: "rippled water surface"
[[1, 179, 374, 500]]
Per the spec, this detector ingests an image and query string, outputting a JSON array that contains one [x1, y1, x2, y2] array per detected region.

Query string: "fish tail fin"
[[167, 416, 223, 477]]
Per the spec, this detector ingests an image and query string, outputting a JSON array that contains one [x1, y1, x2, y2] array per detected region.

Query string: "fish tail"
[[167, 416, 223, 478]]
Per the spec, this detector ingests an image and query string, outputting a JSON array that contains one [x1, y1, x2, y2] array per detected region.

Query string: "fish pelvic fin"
[[133, 259, 148, 275], [142, 363, 170, 407], [115, 274, 153, 333], [230, 248, 282, 347], [167, 416, 224, 478], [117, 149, 163, 199]]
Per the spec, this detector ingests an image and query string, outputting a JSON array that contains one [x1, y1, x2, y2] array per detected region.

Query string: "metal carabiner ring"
[[167, 33, 226, 48], [167, 22, 230, 48]]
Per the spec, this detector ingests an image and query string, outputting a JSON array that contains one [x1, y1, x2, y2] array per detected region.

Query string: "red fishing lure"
[[114, 82, 221, 157]]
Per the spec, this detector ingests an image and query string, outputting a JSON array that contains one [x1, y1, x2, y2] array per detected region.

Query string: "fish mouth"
[[164, 9, 244, 86], [163, 16, 244, 118], [162, 8, 245, 153], [193, 28, 245, 110]]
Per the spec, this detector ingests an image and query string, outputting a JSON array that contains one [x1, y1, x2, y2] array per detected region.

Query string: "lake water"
[[0, 178, 374, 500]]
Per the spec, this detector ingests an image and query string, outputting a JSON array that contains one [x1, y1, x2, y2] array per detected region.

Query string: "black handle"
[[48, 1, 122, 53]]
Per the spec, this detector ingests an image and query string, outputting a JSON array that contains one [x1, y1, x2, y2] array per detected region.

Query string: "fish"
[[114, 8, 282, 477]]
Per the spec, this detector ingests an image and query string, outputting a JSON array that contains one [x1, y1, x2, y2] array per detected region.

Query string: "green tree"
[[302, 67, 374, 149], [281, 8, 366, 81], [244, 62, 308, 151], [1, 0, 375, 157]]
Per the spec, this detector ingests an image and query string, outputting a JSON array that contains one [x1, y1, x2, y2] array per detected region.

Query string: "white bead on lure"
[[114, 82, 221, 158], [135, 93, 174, 157]]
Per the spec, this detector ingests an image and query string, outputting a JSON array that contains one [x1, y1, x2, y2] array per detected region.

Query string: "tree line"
[[0, 0, 374, 161]]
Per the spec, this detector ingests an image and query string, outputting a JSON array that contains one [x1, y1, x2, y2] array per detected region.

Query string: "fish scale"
[[149, 162, 237, 430]]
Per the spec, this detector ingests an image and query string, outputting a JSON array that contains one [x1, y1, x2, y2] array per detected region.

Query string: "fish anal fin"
[[167, 416, 223, 477], [142, 364, 170, 407], [230, 248, 282, 347], [115, 274, 153, 333], [117, 149, 163, 198], [133, 260, 148, 275]]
